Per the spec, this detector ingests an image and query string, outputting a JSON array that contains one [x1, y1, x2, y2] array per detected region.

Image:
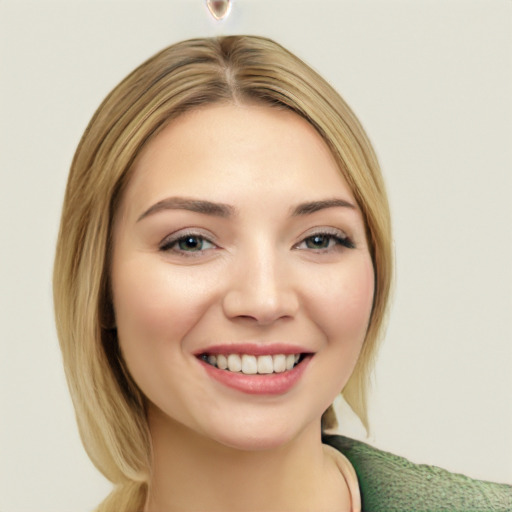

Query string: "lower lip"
[[198, 356, 312, 395]]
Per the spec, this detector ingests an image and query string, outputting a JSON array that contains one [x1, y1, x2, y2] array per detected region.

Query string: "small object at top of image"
[[206, 0, 232, 20]]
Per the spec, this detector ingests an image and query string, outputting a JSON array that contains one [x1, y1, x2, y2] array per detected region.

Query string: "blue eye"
[[304, 234, 333, 249], [177, 236, 208, 252], [298, 232, 354, 251], [160, 233, 215, 254]]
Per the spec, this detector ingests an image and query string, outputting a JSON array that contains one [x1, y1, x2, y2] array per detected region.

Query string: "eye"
[[159, 232, 216, 255], [295, 230, 355, 251]]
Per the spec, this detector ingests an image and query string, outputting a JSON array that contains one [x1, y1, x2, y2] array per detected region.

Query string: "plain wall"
[[1, 1, 511, 510]]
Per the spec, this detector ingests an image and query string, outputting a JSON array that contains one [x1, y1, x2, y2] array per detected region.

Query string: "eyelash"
[[159, 231, 216, 256], [159, 229, 355, 256], [294, 230, 355, 252]]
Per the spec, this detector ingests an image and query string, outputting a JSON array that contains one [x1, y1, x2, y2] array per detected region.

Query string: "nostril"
[[222, 289, 299, 326]]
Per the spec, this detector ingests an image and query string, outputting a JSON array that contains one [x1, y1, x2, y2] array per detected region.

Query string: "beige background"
[[1, 1, 511, 510]]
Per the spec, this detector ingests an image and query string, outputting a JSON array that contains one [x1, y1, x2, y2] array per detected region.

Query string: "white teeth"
[[241, 354, 257, 374], [273, 354, 286, 373], [286, 354, 296, 370], [257, 355, 274, 374], [217, 354, 228, 369], [227, 354, 242, 372], [203, 353, 303, 374]]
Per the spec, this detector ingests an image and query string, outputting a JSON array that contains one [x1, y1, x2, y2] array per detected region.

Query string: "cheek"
[[296, 257, 375, 419], [307, 256, 375, 357], [111, 257, 218, 359], [110, 257, 224, 414], [313, 259, 375, 406]]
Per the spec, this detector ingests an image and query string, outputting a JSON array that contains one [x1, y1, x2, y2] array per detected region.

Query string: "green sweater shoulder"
[[322, 434, 512, 512]]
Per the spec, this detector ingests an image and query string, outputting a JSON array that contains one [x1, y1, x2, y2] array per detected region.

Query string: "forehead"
[[120, 103, 356, 217]]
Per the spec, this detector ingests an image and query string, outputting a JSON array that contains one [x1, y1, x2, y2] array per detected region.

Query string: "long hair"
[[53, 35, 392, 511]]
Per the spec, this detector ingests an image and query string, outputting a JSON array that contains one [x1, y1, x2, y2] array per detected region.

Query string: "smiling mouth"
[[198, 353, 306, 375]]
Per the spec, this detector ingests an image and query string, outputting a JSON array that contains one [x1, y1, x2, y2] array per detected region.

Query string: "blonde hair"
[[54, 35, 392, 511]]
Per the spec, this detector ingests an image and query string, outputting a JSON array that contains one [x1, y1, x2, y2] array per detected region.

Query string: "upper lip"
[[193, 343, 313, 357]]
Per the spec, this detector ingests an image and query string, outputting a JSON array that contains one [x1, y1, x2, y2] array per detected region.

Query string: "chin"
[[214, 431, 293, 452], [198, 409, 321, 453]]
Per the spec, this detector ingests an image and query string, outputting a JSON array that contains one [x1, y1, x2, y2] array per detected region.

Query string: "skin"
[[111, 103, 374, 511]]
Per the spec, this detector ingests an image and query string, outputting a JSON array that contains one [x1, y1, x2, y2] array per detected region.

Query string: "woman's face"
[[111, 103, 374, 450]]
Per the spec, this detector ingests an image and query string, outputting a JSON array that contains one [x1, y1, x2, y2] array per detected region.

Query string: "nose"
[[222, 248, 299, 325]]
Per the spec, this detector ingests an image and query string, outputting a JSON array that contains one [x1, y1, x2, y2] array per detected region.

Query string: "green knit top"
[[322, 434, 512, 512]]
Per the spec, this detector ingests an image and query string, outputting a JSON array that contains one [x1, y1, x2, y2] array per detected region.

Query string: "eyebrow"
[[137, 197, 235, 222], [137, 196, 356, 222], [291, 198, 356, 216]]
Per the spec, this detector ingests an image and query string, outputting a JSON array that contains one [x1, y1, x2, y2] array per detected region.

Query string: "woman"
[[53, 36, 510, 511]]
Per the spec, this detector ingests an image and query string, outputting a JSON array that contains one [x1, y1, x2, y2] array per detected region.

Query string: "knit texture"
[[323, 434, 512, 512]]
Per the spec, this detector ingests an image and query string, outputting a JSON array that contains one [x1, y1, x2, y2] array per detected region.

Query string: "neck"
[[144, 409, 351, 512]]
